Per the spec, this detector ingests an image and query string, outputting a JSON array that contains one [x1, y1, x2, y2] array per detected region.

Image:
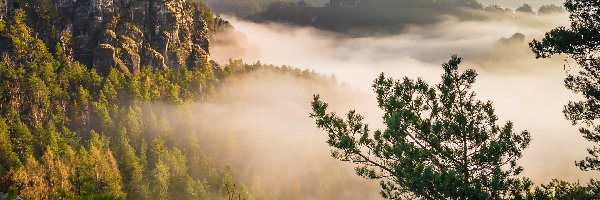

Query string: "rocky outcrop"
[[2, 0, 213, 76]]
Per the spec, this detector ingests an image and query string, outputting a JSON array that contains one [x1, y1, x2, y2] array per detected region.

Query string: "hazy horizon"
[[1, 0, 596, 199], [209, 9, 600, 188]]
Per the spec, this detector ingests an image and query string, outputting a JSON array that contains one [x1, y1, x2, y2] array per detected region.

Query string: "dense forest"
[[0, 0, 598, 199], [0, 0, 340, 199], [204, 0, 328, 17], [246, 0, 565, 36]]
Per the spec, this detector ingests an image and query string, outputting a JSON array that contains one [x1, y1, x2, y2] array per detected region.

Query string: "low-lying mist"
[[151, 71, 382, 199], [201, 72, 382, 199], [478, 0, 565, 9], [204, 6, 598, 199]]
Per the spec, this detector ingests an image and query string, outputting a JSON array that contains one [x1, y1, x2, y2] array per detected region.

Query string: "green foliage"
[[0, 19, 6, 32], [530, 0, 600, 171], [114, 128, 148, 200], [538, 5, 565, 15], [8, 111, 34, 161], [310, 56, 531, 199], [0, 9, 248, 199], [190, 0, 222, 31], [515, 4, 534, 14], [524, 179, 600, 199], [248, 0, 518, 36], [0, 117, 21, 188], [219, 59, 336, 85]]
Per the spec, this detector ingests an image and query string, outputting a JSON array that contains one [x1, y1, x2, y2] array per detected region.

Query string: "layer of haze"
[[148, 70, 383, 199], [209, 8, 600, 190], [478, 0, 565, 9], [195, 72, 382, 199]]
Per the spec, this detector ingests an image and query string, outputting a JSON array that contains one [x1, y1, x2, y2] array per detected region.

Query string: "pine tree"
[[311, 56, 531, 199], [8, 110, 33, 161], [167, 147, 199, 199], [530, 0, 600, 171], [114, 128, 148, 199], [41, 148, 72, 198], [87, 132, 125, 198], [0, 117, 21, 189], [12, 155, 48, 199], [149, 138, 171, 200], [0, 5, 256, 199]]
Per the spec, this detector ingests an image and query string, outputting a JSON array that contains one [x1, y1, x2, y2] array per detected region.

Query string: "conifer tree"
[[311, 56, 531, 199], [114, 128, 148, 199], [530, 0, 600, 171]]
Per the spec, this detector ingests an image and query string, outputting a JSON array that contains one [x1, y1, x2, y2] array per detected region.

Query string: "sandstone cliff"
[[2, 0, 218, 76]]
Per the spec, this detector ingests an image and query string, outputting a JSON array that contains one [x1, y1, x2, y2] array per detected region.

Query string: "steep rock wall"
[[2, 0, 212, 76]]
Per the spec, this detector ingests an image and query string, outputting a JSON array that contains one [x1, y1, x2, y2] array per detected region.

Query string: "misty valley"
[[0, 0, 598, 199]]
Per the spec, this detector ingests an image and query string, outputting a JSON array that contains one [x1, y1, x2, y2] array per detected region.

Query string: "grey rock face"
[[93, 0, 211, 75], [4, 0, 212, 76]]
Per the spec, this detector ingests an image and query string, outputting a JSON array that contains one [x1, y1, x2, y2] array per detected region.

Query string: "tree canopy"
[[311, 56, 531, 199], [530, 0, 600, 171], [0, 8, 266, 199]]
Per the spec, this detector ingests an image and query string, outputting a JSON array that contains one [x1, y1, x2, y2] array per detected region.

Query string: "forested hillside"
[[1, 0, 599, 199], [248, 0, 564, 36], [0, 0, 339, 199], [204, 0, 328, 17]]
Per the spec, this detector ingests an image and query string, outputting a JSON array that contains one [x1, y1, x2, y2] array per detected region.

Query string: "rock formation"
[[2, 0, 214, 76]]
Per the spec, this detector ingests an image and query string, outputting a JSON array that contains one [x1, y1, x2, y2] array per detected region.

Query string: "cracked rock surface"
[[2, 0, 212, 75]]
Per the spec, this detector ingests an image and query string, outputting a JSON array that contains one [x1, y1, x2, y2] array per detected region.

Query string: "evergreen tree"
[[114, 128, 148, 200], [167, 147, 199, 200], [73, 146, 100, 198], [86, 132, 125, 198], [41, 148, 72, 199], [530, 0, 600, 171], [535, 179, 600, 199], [0, 6, 260, 199], [0, 117, 21, 189], [8, 110, 33, 161], [149, 138, 170, 200], [311, 56, 531, 199], [12, 155, 48, 199]]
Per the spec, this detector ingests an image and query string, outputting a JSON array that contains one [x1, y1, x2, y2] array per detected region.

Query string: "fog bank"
[[478, 0, 565, 9], [157, 71, 383, 199], [210, 11, 600, 186]]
